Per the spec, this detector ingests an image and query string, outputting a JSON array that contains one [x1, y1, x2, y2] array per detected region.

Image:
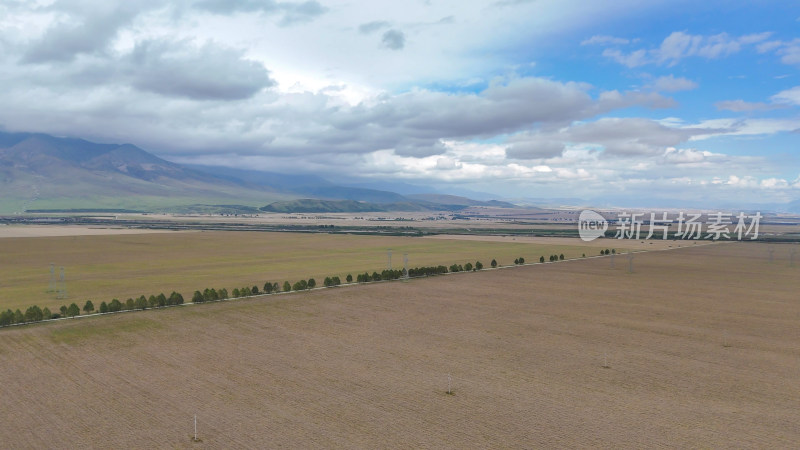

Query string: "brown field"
[[0, 242, 798, 447], [0, 231, 622, 312]]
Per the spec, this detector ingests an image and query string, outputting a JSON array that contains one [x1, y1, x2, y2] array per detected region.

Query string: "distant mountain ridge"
[[0, 131, 518, 214]]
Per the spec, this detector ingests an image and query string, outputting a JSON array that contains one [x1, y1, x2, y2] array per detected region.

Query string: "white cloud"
[[714, 100, 780, 112], [601, 31, 772, 67], [648, 75, 698, 92], [771, 86, 800, 105], [581, 35, 629, 46]]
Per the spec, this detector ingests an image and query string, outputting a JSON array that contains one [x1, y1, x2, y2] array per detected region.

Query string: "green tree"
[[0, 309, 14, 326], [157, 293, 167, 307], [67, 303, 80, 318], [42, 307, 52, 320], [540, 256, 545, 263], [283, 281, 291, 292], [611, 249, 616, 254], [192, 290, 204, 303], [252, 285, 259, 294], [109, 299, 122, 312], [491, 259, 497, 268], [83, 300, 95, 314], [232, 288, 241, 298], [148, 295, 158, 308], [519, 257, 525, 264], [332, 276, 341, 285], [264, 282, 273, 294], [218, 288, 228, 300], [559, 254, 564, 260], [514, 258, 519, 265], [99, 301, 109, 313], [346, 274, 353, 283], [125, 298, 135, 310], [475, 261, 483, 270], [307, 278, 316, 289], [169, 292, 184, 305], [464, 262, 473, 271], [60, 305, 67, 317], [135, 296, 148, 310], [25, 305, 44, 322]]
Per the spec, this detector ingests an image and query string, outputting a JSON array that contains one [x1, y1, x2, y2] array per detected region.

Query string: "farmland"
[[0, 228, 638, 312], [0, 241, 797, 447]]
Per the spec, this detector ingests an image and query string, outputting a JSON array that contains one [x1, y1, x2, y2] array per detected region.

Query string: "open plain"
[[0, 241, 797, 447], [0, 229, 620, 311]]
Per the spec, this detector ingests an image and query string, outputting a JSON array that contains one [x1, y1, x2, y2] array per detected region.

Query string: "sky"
[[1, 0, 799, 207]]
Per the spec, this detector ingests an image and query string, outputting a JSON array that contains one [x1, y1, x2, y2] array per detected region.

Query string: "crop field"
[[0, 229, 625, 311], [0, 241, 797, 447]]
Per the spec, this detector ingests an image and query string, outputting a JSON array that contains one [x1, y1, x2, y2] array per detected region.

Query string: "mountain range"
[[0, 131, 514, 214]]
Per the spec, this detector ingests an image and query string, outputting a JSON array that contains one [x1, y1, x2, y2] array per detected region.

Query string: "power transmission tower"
[[403, 253, 409, 278], [48, 263, 56, 292], [387, 249, 392, 270], [57, 266, 67, 299]]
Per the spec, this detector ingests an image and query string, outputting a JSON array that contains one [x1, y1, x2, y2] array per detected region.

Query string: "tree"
[[491, 259, 497, 268], [332, 276, 341, 285], [283, 281, 291, 292], [582, 253, 586, 258], [264, 282, 273, 294], [148, 295, 158, 308], [252, 285, 259, 295], [308, 278, 316, 289], [42, 307, 52, 320], [25, 305, 44, 322], [83, 300, 95, 314], [67, 303, 80, 318], [232, 288, 241, 298], [540, 256, 545, 263], [346, 274, 353, 283], [59, 305, 67, 317], [218, 288, 228, 300], [192, 290, 204, 303], [464, 262, 473, 271], [14, 309, 24, 323], [559, 254, 564, 260], [475, 261, 483, 270], [135, 296, 148, 310], [514, 258, 519, 265], [99, 301, 109, 313], [157, 293, 167, 307], [611, 249, 616, 254], [169, 292, 184, 305], [519, 257, 525, 264], [0, 309, 14, 326], [125, 298, 135, 310], [109, 299, 122, 312]]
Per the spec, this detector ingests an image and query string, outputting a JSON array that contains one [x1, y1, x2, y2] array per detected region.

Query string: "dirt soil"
[[0, 242, 797, 448]]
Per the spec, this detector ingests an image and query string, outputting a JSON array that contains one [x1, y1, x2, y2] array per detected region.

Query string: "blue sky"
[[0, 0, 798, 207]]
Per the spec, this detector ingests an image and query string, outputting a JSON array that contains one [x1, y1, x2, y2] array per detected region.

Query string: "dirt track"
[[0, 242, 797, 448]]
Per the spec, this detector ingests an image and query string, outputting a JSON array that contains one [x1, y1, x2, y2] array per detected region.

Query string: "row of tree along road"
[[0, 253, 595, 328]]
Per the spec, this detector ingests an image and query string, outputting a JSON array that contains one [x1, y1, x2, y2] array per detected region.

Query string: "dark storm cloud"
[[381, 29, 406, 50], [126, 40, 275, 100]]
